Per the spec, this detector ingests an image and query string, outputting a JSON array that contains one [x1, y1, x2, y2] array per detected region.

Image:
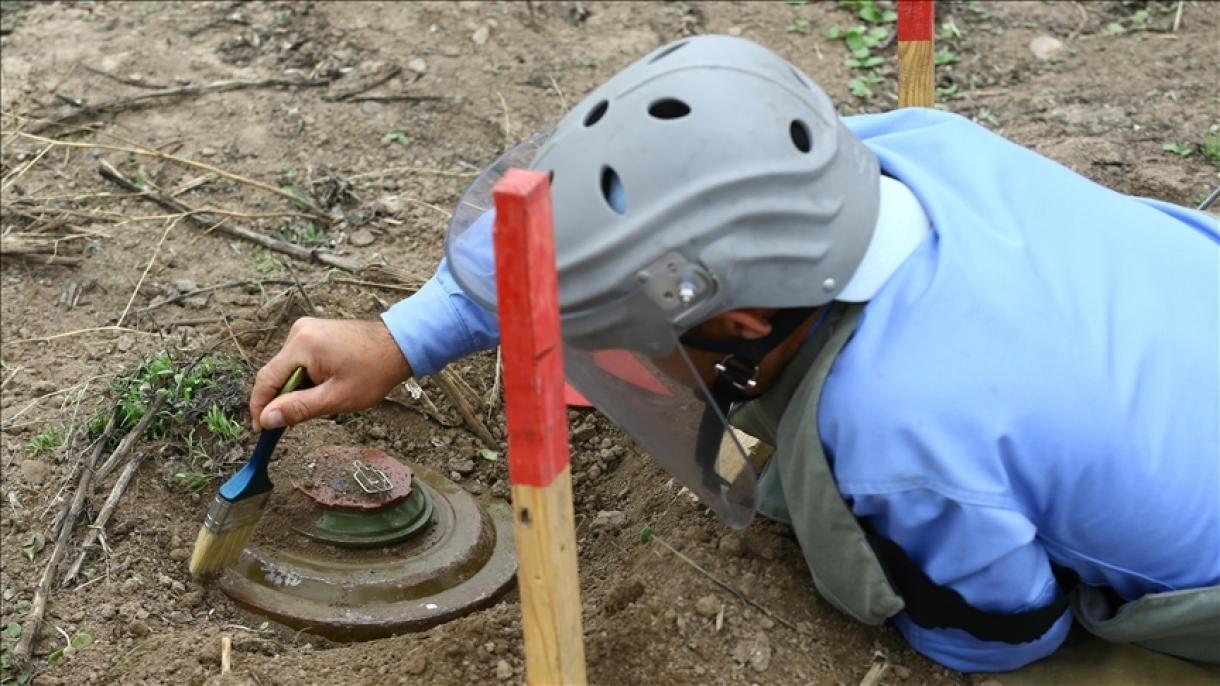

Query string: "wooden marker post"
[[492, 169, 587, 685], [898, 0, 936, 108]]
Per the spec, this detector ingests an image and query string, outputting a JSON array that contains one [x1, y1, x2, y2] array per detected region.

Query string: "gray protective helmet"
[[445, 35, 880, 527]]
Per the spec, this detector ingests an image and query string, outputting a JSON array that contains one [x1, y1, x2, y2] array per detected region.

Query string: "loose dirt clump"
[[2, 2, 1217, 685]]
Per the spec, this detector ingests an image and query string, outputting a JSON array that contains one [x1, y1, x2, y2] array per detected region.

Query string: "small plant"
[[934, 49, 960, 66], [849, 73, 884, 99], [383, 131, 412, 146], [174, 429, 218, 493], [640, 525, 656, 544], [92, 351, 240, 442], [26, 426, 64, 455], [1202, 126, 1220, 163], [787, 18, 810, 34], [976, 109, 999, 126], [1162, 143, 1193, 158], [826, 1, 897, 100], [204, 405, 242, 440], [278, 221, 328, 247], [1, 622, 33, 685], [46, 632, 92, 665], [21, 533, 45, 561]]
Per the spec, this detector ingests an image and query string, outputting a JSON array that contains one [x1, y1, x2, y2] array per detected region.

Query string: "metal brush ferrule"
[[203, 492, 272, 533]]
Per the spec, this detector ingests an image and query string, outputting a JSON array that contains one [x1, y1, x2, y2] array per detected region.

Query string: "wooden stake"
[[220, 635, 232, 674], [898, 0, 936, 108], [492, 169, 587, 685]]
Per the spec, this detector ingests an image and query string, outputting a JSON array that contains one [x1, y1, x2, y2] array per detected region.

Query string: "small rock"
[[199, 147, 218, 157], [181, 591, 204, 608], [592, 510, 625, 531], [127, 619, 150, 637], [448, 457, 476, 475], [603, 579, 645, 615], [31, 674, 59, 686], [407, 58, 427, 74], [731, 632, 772, 672], [172, 279, 198, 294], [366, 423, 386, 439], [403, 654, 426, 675], [718, 533, 746, 557], [1029, 35, 1065, 61], [19, 459, 50, 485], [694, 594, 719, 618], [494, 659, 513, 680], [472, 24, 491, 46], [893, 664, 912, 680], [116, 335, 135, 352], [728, 26, 743, 37], [169, 547, 191, 562], [466, 482, 485, 496], [571, 423, 596, 443], [490, 480, 509, 498], [350, 228, 376, 247]]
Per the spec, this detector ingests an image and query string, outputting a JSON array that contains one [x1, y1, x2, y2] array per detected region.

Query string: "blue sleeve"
[[850, 489, 1072, 672], [380, 259, 501, 377]]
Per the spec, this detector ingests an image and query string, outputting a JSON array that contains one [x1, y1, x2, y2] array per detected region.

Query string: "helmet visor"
[[564, 335, 757, 529]]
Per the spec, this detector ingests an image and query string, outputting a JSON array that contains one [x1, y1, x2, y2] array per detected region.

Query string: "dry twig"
[[433, 370, 499, 448], [62, 452, 149, 585], [31, 75, 332, 133], [95, 390, 167, 481]]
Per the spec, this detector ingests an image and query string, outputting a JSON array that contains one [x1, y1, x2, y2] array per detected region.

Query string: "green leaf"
[[70, 633, 93, 649], [859, 4, 882, 23], [826, 25, 843, 39], [2, 623, 21, 639], [1161, 143, 1193, 158], [1104, 22, 1125, 34], [21, 533, 45, 561], [280, 184, 314, 211], [478, 448, 500, 461], [848, 78, 875, 99], [639, 526, 656, 544], [934, 49, 960, 66], [384, 131, 412, 146]]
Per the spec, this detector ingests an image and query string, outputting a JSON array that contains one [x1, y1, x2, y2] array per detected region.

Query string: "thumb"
[[260, 385, 330, 429]]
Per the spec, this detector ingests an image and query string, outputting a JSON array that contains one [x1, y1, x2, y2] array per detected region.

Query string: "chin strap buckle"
[[714, 355, 760, 392]]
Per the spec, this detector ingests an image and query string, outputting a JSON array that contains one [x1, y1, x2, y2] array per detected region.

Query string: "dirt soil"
[[1, 1, 1217, 685]]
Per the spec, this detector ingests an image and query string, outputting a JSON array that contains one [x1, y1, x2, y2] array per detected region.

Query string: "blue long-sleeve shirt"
[[382, 109, 1220, 672]]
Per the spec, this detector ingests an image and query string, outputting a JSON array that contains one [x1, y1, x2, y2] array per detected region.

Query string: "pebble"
[[490, 480, 509, 498], [893, 664, 912, 680], [694, 594, 719, 618], [718, 533, 746, 557], [449, 457, 476, 475], [172, 279, 197, 293], [168, 547, 191, 562], [350, 228, 376, 247], [181, 591, 204, 608], [127, 619, 150, 637], [19, 459, 50, 485], [592, 510, 625, 531], [1029, 35, 1065, 61], [472, 24, 491, 46], [408, 58, 427, 73], [494, 659, 513, 680], [403, 654, 427, 675], [466, 482, 485, 495]]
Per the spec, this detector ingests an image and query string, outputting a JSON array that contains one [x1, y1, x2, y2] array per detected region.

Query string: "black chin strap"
[[681, 307, 821, 495]]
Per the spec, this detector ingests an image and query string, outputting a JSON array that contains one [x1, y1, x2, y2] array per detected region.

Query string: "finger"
[[249, 354, 308, 431], [260, 383, 332, 429]]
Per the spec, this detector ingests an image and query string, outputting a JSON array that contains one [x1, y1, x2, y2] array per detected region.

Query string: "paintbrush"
[[189, 367, 308, 577]]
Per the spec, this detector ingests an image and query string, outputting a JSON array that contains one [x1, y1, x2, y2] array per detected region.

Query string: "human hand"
[[249, 317, 413, 431]]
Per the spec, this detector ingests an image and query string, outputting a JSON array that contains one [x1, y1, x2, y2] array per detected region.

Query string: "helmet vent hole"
[[790, 119, 812, 153], [648, 41, 688, 64], [600, 166, 625, 215], [648, 98, 691, 120], [584, 100, 609, 127]]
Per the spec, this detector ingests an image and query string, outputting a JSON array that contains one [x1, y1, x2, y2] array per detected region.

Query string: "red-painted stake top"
[[492, 169, 571, 488], [898, 0, 935, 42]]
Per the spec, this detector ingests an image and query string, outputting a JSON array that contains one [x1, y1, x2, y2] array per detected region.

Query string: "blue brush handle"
[[218, 427, 284, 500], [217, 367, 308, 502]]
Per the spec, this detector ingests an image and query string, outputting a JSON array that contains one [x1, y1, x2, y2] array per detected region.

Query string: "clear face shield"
[[445, 138, 757, 528]]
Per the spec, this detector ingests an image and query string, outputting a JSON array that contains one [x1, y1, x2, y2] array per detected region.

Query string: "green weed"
[[26, 426, 64, 455], [204, 405, 242, 440], [383, 131, 412, 146], [1202, 126, 1220, 163], [1162, 143, 1193, 158]]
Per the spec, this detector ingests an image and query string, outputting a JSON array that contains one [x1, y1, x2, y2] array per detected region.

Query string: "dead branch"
[[434, 369, 499, 449], [32, 76, 332, 133], [136, 278, 300, 314], [95, 390, 167, 482], [323, 65, 402, 102], [10, 410, 107, 666], [344, 94, 451, 104], [97, 161, 367, 274], [62, 452, 149, 585], [48, 411, 118, 541], [78, 63, 170, 90]]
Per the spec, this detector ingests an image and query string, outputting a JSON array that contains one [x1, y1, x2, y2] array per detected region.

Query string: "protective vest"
[[731, 303, 1220, 661]]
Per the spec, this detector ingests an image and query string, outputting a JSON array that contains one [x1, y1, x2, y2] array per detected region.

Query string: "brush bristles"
[[189, 522, 257, 577]]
